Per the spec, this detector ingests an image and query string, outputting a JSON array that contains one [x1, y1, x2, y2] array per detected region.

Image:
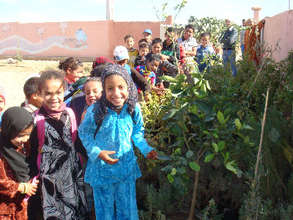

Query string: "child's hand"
[[147, 150, 158, 159], [18, 180, 39, 196], [99, 150, 119, 164]]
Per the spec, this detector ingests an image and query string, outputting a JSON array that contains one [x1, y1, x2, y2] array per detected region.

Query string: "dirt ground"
[[0, 59, 91, 108]]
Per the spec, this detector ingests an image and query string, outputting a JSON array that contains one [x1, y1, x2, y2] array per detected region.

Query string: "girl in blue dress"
[[78, 64, 157, 220]]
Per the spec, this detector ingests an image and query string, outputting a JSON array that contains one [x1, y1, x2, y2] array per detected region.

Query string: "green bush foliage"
[[136, 51, 293, 219]]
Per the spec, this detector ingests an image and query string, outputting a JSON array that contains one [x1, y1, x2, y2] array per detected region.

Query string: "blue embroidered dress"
[[79, 103, 153, 186]]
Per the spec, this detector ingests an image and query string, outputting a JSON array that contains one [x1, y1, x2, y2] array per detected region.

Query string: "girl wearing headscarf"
[[0, 107, 38, 220], [78, 64, 157, 219]]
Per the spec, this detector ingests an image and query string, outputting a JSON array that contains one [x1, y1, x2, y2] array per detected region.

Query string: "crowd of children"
[[0, 25, 224, 220]]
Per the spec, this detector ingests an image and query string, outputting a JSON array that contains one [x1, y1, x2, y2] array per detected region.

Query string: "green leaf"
[[171, 168, 177, 176], [242, 124, 253, 130], [162, 108, 178, 120], [204, 153, 215, 163], [217, 111, 225, 125], [218, 141, 226, 151], [212, 142, 219, 152], [225, 161, 238, 174], [167, 174, 174, 183], [186, 150, 194, 158], [189, 161, 200, 172], [234, 119, 242, 130], [206, 81, 211, 90], [189, 105, 198, 115]]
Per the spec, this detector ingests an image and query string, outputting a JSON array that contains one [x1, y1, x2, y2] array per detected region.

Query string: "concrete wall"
[[0, 20, 165, 59], [264, 10, 293, 62]]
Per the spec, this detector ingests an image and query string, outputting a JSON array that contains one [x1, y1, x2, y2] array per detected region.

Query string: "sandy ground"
[[0, 59, 91, 108]]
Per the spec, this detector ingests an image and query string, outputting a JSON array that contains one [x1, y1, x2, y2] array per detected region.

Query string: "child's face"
[[184, 28, 194, 40], [84, 81, 103, 106], [143, 33, 152, 43], [139, 47, 149, 57], [0, 96, 5, 112], [125, 37, 135, 49], [152, 43, 162, 54], [200, 36, 210, 48], [66, 65, 84, 83], [115, 59, 128, 67], [147, 60, 160, 73], [39, 79, 64, 111], [10, 125, 33, 148], [29, 93, 43, 108], [105, 75, 129, 109], [165, 33, 174, 45]]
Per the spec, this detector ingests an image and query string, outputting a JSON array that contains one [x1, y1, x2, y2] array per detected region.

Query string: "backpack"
[[35, 107, 78, 171]]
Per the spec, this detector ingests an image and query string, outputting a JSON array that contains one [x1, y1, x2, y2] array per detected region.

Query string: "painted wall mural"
[[0, 23, 88, 54]]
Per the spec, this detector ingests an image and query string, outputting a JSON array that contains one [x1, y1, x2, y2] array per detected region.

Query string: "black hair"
[[38, 70, 66, 92], [23, 77, 40, 99], [200, 32, 211, 39], [166, 27, 174, 33], [90, 64, 108, 77], [138, 38, 148, 45], [146, 54, 161, 63], [82, 77, 102, 92], [152, 38, 162, 46], [124, 34, 134, 42], [185, 24, 195, 32], [58, 57, 83, 72], [138, 42, 149, 50]]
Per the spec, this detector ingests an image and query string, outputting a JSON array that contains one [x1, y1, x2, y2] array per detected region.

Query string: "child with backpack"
[[29, 70, 88, 220], [78, 64, 157, 219], [0, 107, 38, 220]]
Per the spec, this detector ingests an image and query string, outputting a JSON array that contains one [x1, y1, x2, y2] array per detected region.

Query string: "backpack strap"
[[35, 108, 79, 171], [35, 110, 45, 172]]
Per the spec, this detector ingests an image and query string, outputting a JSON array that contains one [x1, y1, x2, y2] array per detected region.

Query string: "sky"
[[0, 0, 291, 24]]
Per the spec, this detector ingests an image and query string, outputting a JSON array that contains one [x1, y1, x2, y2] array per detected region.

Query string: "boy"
[[0, 85, 6, 126], [134, 42, 150, 67], [196, 32, 219, 73], [124, 35, 138, 68], [142, 29, 152, 50], [22, 76, 43, 114]]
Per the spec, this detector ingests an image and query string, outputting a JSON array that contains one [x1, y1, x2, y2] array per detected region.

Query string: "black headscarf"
[[93, 64, 138, 136], [0, 107, 33, 182]]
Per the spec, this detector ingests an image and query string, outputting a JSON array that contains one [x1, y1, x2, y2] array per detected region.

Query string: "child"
[[22, 76, 43, 113], [136, 53, 160, 89], [113, 45, 132, 74], [0, 107, 39, 220], [177, 24, 198, 58], [134, 42, 150, 67], [29, 70, 88, 219], [58, 57, 85, 105], [78, 64, 157, 219], [80, 77, 103, 122], [84, 77, 103, 106], [196, 32, 218, 73], [147, 38, 178, 88], [162, 27, 180, 64], [142, 28, 153, 49], [59, 57, 84, 85], [124, 35, 138, 68], [0, 85, 6, 126]]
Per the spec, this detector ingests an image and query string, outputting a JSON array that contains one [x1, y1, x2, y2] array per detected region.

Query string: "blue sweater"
[[78, 103, 153, 186]]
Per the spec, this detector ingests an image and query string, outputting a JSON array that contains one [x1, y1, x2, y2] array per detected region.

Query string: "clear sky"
[[0, 0, 291, 24]]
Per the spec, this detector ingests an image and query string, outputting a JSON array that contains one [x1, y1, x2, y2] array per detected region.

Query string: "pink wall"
[[264, 10, 293, 62], [0, 20, 163, 59]]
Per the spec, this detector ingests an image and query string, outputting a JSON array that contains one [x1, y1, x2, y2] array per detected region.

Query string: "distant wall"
[[264, 10, 293, 62], [0, 19, 169, 60]]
